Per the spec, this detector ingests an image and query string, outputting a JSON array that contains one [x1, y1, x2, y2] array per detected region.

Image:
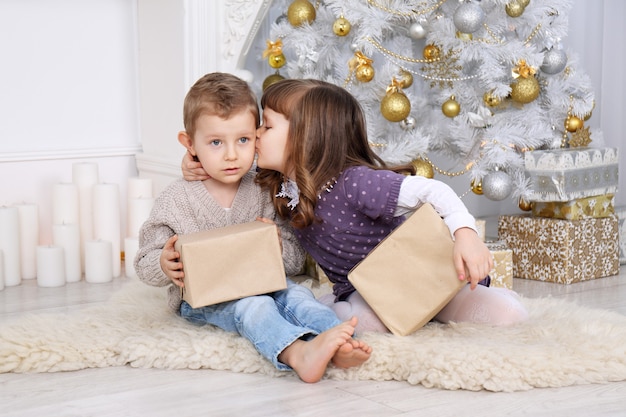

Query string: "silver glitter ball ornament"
[[400, 116, 416, 131], [540, 48, 568, 74], [409, 22, 427, 39], [453, 3, 486, 34], [482, 170, 513, 201]]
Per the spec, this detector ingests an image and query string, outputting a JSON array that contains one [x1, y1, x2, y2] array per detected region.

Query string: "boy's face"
[[180, 110, 257, 186], [256, 107, 290, 177]]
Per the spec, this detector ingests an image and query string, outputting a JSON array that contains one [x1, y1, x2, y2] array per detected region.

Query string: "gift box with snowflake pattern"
[[531, 194, 615, 220], [485, 240, 513, 290], [498, 214, 619, 284], [616, 206, 626, 265]]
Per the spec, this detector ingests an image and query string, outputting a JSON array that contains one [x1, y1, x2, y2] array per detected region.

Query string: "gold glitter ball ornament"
[[333, 16, 351, 36], [263, 73, 285, 91], [355, 64, 375, 82], [518, 197, 533, 211], [505, 1, 525, 18], [565, 115, 584, 132], [442, 96, 461, 118], [398, 70, 413, 88], [287, 0, 316, 27], [268, 53, 286, 69], [471, 179, 483, 195], [510, 76, 539, 104], [411, 158, 434, 178], [381, 91, 411, 122], [483, 91, 502, 107], [423, 44, 441, 60]]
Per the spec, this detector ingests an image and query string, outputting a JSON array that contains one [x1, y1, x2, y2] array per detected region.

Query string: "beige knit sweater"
[[134, 172, 305, 312]]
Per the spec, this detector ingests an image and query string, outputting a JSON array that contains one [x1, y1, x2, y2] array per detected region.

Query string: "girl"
[[184, 79, 528, 334]]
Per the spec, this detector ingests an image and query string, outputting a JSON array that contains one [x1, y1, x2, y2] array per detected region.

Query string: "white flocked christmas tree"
[[254, 0, 600, 208]]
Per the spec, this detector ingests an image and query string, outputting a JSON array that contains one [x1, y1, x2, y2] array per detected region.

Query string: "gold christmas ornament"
[[333, 16, 351, 36], [510, 76, 539, 104], [471, 179, 483, 195], [355, 64, 375, 82], [518, 197, 533, 211], [263, 73, 285, 91], [442, 96, 461, 118], [423, 44, 441, 60], [565, 115, 584, 132], [287, 0, 316, 27], [411, 158, 434, 178], [349, 51, 375, 83], [268, 53, 286, 69], [483, 91, 502, 107], [381, 80, 411, 122], [398, 70, 413, 88], [505, 1, 525, 18], [518, 0, 531, 6]]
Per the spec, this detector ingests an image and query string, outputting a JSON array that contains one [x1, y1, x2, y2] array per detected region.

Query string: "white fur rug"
[[2, 280, 626, 392]]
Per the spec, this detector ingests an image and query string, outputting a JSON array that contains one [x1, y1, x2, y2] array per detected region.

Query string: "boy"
[[134, 72, 371, 383]]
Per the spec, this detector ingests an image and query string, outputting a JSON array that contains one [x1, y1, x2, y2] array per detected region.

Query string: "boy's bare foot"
[[331, 334, 372, 369], [278, 318, 363, 383]]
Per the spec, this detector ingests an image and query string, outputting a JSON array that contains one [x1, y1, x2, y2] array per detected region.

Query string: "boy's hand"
[[160, 235, 185, 287], [256, 217, 283, 253], [181, 150, 211, 181], [452, 227, 493, 290]]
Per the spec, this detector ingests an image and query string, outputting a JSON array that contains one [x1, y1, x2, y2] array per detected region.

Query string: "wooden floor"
[[1, 264, 626, 417]]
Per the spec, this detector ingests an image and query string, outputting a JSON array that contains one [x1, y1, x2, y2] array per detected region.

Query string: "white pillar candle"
[[52, 223, 82, 283], [127, 197, 154, 238], [17, 203, 39, 279], [124, 237, 139, 279], [84, 240, 113, 283], [72, 162, 99, 272], [0, 250, 4, 291], [0, 206, 21, 286], [36, 245, 66, 288], [52, 183, 79, 225], [127, 177, 153, 199], [92, 183, 121, 277]]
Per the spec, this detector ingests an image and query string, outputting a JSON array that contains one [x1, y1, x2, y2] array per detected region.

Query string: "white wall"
[[0, 0, 141, 246]]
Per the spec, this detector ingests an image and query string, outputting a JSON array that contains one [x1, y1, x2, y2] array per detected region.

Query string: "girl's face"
[[256, 107, 291, 176]]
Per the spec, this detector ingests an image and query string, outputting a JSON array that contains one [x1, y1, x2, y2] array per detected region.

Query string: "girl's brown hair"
[[256, 79, 414, 228]]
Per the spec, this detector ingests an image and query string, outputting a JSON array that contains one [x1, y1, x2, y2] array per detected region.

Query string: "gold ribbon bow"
[[263, 39, 283, 58], [386, 77, 404, 94], [512, 59, 536, 79], [348, 51, 373, 71]]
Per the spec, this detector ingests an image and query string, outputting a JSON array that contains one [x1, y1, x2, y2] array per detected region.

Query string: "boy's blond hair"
[[183, 72, 259, 139]]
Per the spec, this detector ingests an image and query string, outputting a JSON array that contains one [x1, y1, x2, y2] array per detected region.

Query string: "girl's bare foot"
[[331, 334, 372, 369], [278, 318, 366, 383]]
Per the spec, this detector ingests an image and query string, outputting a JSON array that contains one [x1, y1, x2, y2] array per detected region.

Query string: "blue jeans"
[[180, 279, 342, 371]]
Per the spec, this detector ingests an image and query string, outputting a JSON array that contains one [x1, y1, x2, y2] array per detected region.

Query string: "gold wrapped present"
[[531, 194, 615, 220], [498, 214, 619, 284], [524, 147, 618, 202], [485, 240, 513, 290], [304, 254, 331, 285]]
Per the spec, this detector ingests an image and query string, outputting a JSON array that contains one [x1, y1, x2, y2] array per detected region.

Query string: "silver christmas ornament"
[[453, 3, 486, 34], [400, 116, 416, 131], [350, 42, 359, 52], [482, 170, 513, 201], [540, 48, 568, 74], [409, 22, 427, 39]]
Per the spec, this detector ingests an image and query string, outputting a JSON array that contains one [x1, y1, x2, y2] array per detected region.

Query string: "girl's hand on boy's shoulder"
[[160, 235, 185, 287], [181, 150, 211, 181]]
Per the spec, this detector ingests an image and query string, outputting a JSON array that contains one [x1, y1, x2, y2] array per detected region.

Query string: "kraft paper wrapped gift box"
[[524, 147, 618, 202], [348, 203, 465, 336], [498, 214, 619, 284], [175, 221, 287, 308], [531, 194, 615, 220], [485, 241, 513, 290]]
